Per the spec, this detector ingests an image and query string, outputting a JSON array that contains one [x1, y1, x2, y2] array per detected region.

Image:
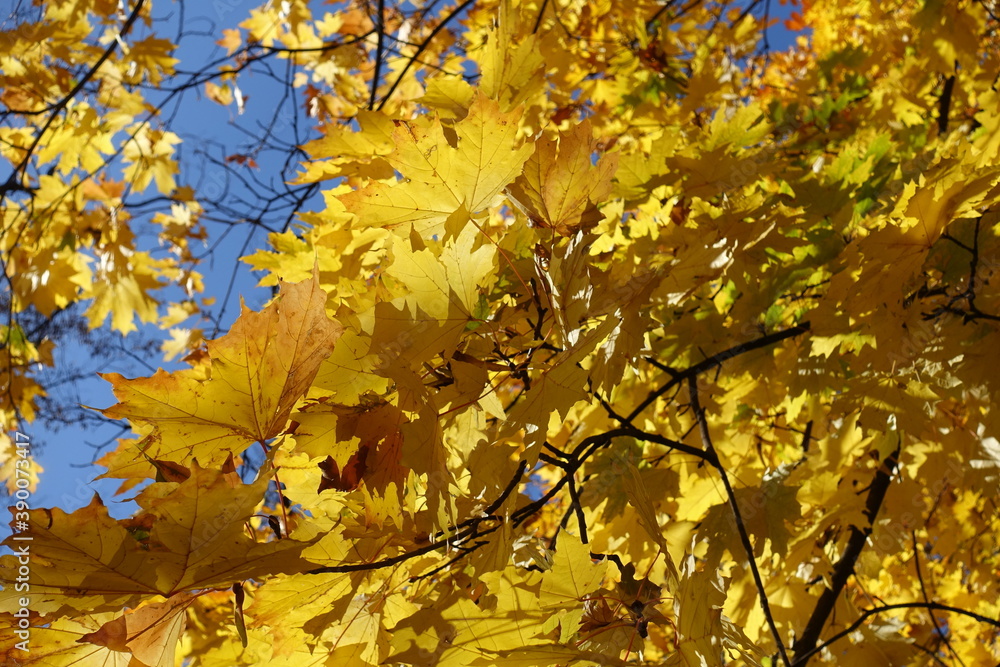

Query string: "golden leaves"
[[121, 127, 181, 194], [0, 602, 189, 667], [477, 0, 546, 112], [77, 593, 196, 666], [10, 0, 1000, 665], [0, 432, 42, 494], [121, 36, 179, 85], [0, 463, 321, 617]]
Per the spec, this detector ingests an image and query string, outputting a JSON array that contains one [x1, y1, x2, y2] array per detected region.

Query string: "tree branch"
[[567, 477, 589, 543], [628, 322, 811, 423], [912, 530, 964, 666], [925, 215, 1000, 323], [688, 375, 791, 667], [792, 435, 901, 665], [937, 72, 956, 135], [368, 0, 386, 110], [795, 601, 1000, 665]]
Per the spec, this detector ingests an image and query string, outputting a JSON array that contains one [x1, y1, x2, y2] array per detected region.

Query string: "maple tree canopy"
[[3, 0, 1000, 664]]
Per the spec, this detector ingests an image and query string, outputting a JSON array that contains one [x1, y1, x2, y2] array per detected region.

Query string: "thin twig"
[[912, 530, 965, 666], [532, 0, 550, 33], [377, 0, 476, 110]]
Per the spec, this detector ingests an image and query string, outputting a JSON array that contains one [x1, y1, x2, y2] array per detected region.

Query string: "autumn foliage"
[[3, 0, 1000, 665]]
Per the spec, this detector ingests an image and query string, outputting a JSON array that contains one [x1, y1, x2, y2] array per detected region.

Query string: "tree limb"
[[795, 601, 1000, 665], [792, 436, 901, 665], [628, 322, 811, 423], [688, 375, 791, 667]]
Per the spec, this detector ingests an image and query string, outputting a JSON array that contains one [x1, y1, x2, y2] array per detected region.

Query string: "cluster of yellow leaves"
[[5, 0, 1000, 666], [0, 0, 205, 442]]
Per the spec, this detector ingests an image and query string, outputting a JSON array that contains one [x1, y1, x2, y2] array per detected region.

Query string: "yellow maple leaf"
[[387, 220, 496, 319], [673, 553, 765, 666], [477, 0, 546, 112], [205, 80, 234, 105], [78, 593, 196, 667], [85, 246, 170, 334], [539, 533, 607, 606], [0, 611, 127, 666], [0, 432, 42, 494], [99, 272, 343, 466], [506, 119, 619, 236], [294, 110, 397, 183], [216, 28, 242, 55], [122, 36, 179, 85], [121, 126, 181, 194], [340, 92, 533, 238], [620, 460, 681, 589]]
